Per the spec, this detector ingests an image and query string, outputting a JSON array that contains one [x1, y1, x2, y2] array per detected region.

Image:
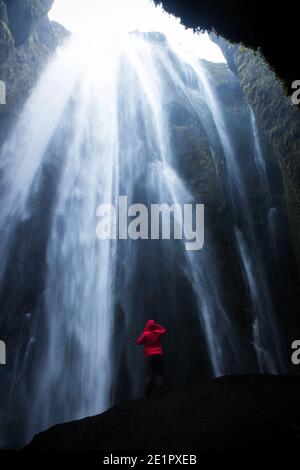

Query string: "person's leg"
[[156, 356, 164, 397], [145, 357, 155, 398], [150, 355, 164, 397]]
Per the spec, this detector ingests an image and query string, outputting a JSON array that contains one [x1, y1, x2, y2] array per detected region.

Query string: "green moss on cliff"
[[0, 19, 13, 64]]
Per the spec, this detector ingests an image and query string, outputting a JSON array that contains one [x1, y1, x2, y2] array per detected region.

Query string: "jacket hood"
[[145, 319, 156, 330]]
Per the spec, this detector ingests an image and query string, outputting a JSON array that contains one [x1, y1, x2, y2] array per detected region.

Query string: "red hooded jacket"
[[136, 320, 167, 357]]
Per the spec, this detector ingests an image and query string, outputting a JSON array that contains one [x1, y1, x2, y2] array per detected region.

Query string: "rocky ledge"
[[25, 375, 300, 450]]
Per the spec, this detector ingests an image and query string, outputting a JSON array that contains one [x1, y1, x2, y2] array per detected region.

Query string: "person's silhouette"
[[136, 320, 167, 398]]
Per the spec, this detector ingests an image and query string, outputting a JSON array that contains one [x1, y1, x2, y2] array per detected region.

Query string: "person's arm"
[[136, 331, 146, 345], [154, 323, 167, 335]]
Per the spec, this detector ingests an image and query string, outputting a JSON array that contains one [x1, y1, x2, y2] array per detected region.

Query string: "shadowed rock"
[[25, 375, 300, 450]]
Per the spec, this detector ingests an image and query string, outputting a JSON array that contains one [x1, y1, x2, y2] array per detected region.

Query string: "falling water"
[[0, 2, 286, 448], [249, 106, 270, 192], [250, 106, 281, 266], [155, 38, 285, 373], [194, 67, 285, 373]]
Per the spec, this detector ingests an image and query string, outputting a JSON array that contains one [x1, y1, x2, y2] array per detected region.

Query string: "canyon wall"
[[214, 36, 300, 273], [0, 0, 68, 141]]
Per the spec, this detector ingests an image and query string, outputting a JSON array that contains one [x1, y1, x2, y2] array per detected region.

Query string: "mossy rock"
[[4, 0, 54, 45], [200, 59, 232, 88], [0, 16, 68, 113], [0, 0, 8, 23], [0, 19, 14, 65]]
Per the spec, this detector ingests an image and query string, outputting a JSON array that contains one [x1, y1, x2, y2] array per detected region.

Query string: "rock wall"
[[2, 0, 54, 48], [0, 0, 68, 136], [214, 36, 300, 272]]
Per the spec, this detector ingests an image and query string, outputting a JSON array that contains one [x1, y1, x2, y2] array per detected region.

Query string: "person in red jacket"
[[136, 319, 167, 398]]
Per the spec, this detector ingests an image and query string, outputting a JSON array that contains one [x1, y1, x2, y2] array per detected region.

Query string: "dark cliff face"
[[213, 36, 300, 276]]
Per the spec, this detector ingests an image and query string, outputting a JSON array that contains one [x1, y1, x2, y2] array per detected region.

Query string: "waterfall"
[[0, 4, 286, 448], [197, 75, 284, 373]]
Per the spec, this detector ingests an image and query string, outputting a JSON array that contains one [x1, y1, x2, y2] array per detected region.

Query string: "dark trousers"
[[145, 354, 164, 398]]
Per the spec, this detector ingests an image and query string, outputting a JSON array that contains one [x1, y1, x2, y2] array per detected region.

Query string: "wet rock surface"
[[214, 36, 300, 274]]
